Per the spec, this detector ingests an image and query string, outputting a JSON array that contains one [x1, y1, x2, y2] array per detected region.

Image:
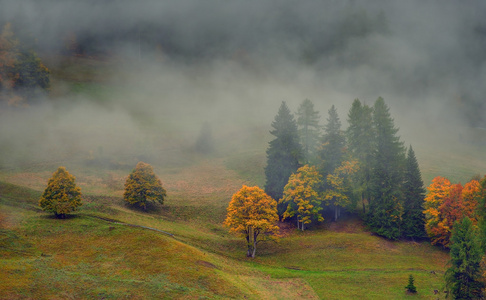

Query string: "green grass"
[[0, 168, 451, 299], [3, 55, 485, 299]]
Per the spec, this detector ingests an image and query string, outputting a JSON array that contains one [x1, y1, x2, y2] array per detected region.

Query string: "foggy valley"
[[1, 1, 486, 298]]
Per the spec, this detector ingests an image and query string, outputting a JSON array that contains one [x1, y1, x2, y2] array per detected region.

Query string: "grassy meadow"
[[1, 55, 485, 299]]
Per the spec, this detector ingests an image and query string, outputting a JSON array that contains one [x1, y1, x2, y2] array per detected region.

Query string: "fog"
[[1, 0, 486, 172]]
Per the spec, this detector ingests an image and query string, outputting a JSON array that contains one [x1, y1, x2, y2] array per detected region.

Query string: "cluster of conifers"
[[263, 98, 425, 240]]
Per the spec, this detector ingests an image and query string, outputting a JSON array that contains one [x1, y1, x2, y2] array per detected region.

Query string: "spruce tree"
[[318, 105, 346, 179], [405, 274, 417, 294], [402, 146, 426, 240], [346, 99, 374, 213], [477, 176, 486, 252], [367, 97, 406, 240], [445, 217, 484, 299], [265, 102, 302, 215], [296, 99, 320, 164]]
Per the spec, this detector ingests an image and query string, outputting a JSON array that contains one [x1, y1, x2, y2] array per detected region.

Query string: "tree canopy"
[[401, 146, 426, 240], [366, 97, 406, 240], [296, 99, 320, 164], [0, 22, 49, 106], [124, 161, 166, 210], [445, 217, 484, 299], [318, 105, 346, 179], [281, 165, 323, 231], [346, 99, 374, 214], [225, 185, 279, 258], [264, 101, 302, 215], [424, 176, 480, 247], [39, 166, 82, 218]]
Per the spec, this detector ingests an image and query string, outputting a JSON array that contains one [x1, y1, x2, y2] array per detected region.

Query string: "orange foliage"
[[424, 176, 480, 247], [224, 185, 279, 257]]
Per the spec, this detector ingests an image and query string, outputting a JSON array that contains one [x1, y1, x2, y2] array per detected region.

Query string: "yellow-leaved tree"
[[39, 167, 82, 218], [124, 162, 166, 210], [280, 165, 323, 231], [423, 176, 451, 245], [325, 160, 359, 221], [224, 185, 279, 258]]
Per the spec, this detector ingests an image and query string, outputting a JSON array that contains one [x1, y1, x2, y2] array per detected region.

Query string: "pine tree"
[[39, 167, 82, 218], [367, 97, 406, 240], [401, 146, 426, 240], [405, 274, 417, 294], [318, 105, 346, 179], [476, 176, 486, 252], [124, 162, 166, 210], [265, 102, 302, 215], [296, 99, 320, 164], [445, 217, 484, 299], [346, 99, 374, 213]]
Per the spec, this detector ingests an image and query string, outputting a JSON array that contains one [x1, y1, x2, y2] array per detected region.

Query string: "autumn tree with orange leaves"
[[225, 185, 279, 258], [423, 176, 480, 247]]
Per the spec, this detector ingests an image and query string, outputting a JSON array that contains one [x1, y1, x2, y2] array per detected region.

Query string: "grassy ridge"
[[1, 175, 450, 299]]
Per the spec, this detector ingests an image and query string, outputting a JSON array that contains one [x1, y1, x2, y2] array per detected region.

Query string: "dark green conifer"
[[367, 97, 406, 240], [346, 99, 374, 213], [445, 217, 484, 299], [401, 146, 426, 239], [296, 99, 320, 164], [265, 102, 302, 215], [405, 274, 417, 294], [318, 105, 346, 178]]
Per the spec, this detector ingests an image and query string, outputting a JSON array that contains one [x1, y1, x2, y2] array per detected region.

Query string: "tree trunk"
[[334, 205, 338, 222], [251, 231, 258, 258], [362, 194, 366, 214], [246, 232, 252, 257]]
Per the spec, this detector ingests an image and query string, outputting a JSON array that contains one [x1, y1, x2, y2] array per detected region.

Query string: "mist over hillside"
[[1, 0, 486, 170]]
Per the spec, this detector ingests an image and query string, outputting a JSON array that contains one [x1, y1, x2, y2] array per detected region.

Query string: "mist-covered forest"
[[1, 0, 486, 169], [2, 1, 486, 298]]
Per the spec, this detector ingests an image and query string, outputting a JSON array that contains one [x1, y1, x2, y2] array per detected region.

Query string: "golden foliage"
[[325, 160, 359, 209], [39, 167, 82, 218], [124, 162, 166, 210], [224, 185, 279, 257], [281, 165, 323, 230]]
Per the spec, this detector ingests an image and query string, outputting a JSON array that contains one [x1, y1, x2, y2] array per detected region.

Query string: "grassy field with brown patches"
[[2, 55, 485, 299]]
